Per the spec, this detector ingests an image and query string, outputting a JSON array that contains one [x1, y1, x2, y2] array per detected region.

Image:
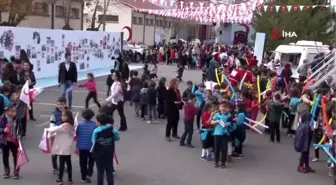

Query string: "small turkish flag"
[[16, 140, 29, 170]]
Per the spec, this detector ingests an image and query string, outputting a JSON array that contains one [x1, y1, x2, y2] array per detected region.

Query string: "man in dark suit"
[[58, 53, 77, 109]]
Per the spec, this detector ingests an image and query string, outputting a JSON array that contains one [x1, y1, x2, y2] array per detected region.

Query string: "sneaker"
[[13, 171, 19, 179], [220, 164, 226, 169], [305, 166, 316, 173], [311, 158, 319, 162], [172, 135, 181, 139], [166, 137, 172, 142], [154, 120, 159, 124], [56, 179, 64, 185], [200, 156, 207, 161], [231, 153, 243, 159], [214, 163, 219, 168], [3, 168, 9, 179], [180, 143, 186, 147], [206, 155, 212, 161], [80, 179, 87, 183], [142, 118, 146, 121], [67, 180, 73, 184], [147, 120, 152, 124], [186, 144, 195, 148], [297, 166, 308, 173]]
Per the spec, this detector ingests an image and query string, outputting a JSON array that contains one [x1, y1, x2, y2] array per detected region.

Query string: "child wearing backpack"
[[294, 112, 315, 173]]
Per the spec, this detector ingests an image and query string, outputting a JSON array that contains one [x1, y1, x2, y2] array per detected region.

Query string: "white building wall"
[[1, 0, 83, 30]]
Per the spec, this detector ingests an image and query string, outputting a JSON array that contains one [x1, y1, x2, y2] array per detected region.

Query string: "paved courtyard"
[[0, 64, 333, 185]]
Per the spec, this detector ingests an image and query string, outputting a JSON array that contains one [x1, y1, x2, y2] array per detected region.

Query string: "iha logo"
[[271, 29, 297, 40]]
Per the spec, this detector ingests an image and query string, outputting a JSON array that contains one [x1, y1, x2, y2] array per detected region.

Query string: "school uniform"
[[212, 112, 232, 166], [232, 113, 246, 155], [267, 100, 284, 142], [201, 112, 214, 151]]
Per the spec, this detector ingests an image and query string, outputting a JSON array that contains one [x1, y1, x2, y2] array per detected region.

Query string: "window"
[[33, 2, 49, 15], [150, 19, 154, 25], [132, 17, 137, 24], [167, 21, 171, 27], [164, 20, 168, 27], [138, 17, 143, 25], [55, 6, 65, 17], [159, 20, 163, 26], [146, 18, 150, 25], [70, 8, 80, 19], [98, 15, 119, 23], [156, 20, 159, 26]]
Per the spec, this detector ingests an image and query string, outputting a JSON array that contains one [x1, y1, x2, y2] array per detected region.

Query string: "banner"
[[0, 27, 121, 79]]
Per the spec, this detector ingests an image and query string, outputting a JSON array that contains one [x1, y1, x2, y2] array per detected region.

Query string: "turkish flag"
[[16, 140, 29, 170], [73, 112, 79, 141], [20, 81, 31, 109]]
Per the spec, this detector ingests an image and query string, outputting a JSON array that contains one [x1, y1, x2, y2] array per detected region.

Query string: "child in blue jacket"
[[232, 102, 246, 158], [91, 113, 120, 185], [76, 109, 97, 183], [211, 102, 233, 168]]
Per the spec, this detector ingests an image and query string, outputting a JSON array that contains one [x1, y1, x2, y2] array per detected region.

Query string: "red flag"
[[16, 140, 29, 170], [114, 153, 119, 165], [29, 88, 43, 103]]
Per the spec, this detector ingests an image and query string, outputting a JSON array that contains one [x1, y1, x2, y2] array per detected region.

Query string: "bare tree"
[[0, 0, 33, 26], [85, 0, 115, 31], [62, 0, 73, 30]]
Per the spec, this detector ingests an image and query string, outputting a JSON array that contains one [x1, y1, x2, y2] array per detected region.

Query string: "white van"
[[272, 40, 330, 79]]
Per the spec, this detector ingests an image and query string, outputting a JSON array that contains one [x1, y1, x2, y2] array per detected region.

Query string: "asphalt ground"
[[0, 64, 333, 185]]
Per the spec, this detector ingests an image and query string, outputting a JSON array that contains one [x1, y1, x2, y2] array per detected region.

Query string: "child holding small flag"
[[12, 86, 27, 140], [49, 97, 68, 174], [0, 103, 20, 179], [47, 109, 75, 185]]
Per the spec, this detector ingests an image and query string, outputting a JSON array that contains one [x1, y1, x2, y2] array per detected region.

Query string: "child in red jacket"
[[200, 103, 214, 161], [79, 73, 101, 109]]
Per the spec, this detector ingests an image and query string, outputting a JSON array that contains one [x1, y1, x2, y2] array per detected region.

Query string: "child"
[[267, 93, 284, 143], [49, 97, 68, 174], [106, 69, 114, 97], [0, 103, 20, 179], [76, 109, 97, 183], [294, 112, 315, 173], [288, 88, 300, 137], [91, 113, 120, 185], [79, 73, 101, 109], [149, 64, 158, 79], [211, 102, 232, 168], [232, 102, 246, 158], [202, 66, 207, 83], [47, 110, 75, 185], [176, 63, 184, 82], [147, 81, 158, 124], [195, 84, 206, 130], [156, 78, 166, 119], [131, 79, 141, 116], [182, 81, 193, 102], [200, 103, 214, 161], [250, 91, 259, 122], [180, 94, 198, 148], [11, 86, 27, 140], [140, 82, 149, 120], [213, 85, 222, 100]]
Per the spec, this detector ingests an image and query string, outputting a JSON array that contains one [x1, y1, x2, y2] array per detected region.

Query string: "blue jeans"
[[60, 81, 73, 108], [96, 157, 114, 185]]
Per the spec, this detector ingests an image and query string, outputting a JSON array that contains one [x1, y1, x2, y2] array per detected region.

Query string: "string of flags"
[[135, 3, 334, 24]]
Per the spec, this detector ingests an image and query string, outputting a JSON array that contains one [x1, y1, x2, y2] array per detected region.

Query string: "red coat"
[[229, 68, 253, 87]]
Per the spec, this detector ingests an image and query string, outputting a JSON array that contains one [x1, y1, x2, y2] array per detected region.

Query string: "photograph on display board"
[[0, 27, 121, 79]]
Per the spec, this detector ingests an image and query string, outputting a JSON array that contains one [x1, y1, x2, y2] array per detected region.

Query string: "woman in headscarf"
[[207, 58, 217, 82]]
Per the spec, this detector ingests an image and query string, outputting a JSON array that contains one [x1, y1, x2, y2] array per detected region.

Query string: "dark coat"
[[58, 62, 78, 83], [19, 70, 36, 88]]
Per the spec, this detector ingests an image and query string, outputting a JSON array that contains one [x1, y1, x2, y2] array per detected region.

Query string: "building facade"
[[1, 0, 84, 30], [84, 0, 213, 46]]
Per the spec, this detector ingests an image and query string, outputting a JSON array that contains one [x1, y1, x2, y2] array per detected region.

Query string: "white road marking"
[[43, 89, 106, 94], [36, 121, 50, 127], [34, 102, 85, 108]]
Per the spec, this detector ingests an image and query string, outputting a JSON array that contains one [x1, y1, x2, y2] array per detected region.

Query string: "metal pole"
[[333, 132, 335, 185]]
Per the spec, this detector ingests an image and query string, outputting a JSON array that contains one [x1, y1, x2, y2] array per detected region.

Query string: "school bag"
[[294, 118, 310, 152]]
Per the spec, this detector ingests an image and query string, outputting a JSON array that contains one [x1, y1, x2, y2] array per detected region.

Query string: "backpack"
[[294, 120, 309, 152]]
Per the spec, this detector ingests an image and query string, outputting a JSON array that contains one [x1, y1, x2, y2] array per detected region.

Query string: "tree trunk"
[[90, 1, 99, 29], [51, 3, 55, 29]]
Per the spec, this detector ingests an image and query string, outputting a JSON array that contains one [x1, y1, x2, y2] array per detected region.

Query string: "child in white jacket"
[[47, 110, 75, 185]]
